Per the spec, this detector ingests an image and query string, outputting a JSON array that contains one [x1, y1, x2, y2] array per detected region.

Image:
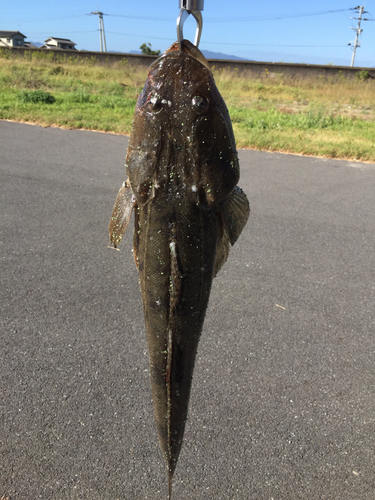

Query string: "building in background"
[[40, 37, 77, 50], [24, 41, 39, 49], [0, 31, 26, 47]]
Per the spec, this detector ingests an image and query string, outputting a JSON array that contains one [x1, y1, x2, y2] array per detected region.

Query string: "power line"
[[106, 14, 171, 22], [25, 31, 97, 35], [105, 8, 357, 23], [13, 7, 375, 58], [14, 7, 369, 26], [206, 8, 357, 22], [205, 43, 349, 48], [106, 32, 172, 41]]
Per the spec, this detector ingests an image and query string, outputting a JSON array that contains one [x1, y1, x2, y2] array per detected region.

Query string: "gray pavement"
[[1, 120, 374, 500]]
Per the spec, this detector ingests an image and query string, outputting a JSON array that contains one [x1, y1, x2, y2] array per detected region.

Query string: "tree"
[[140, 43, 161, 56]]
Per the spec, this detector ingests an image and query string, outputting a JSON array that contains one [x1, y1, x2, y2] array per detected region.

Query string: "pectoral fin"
[[219, 186, 250, 245], [214, 186, 250, 275], [109, 179, 136, 248], [214, 223, 230, 276]]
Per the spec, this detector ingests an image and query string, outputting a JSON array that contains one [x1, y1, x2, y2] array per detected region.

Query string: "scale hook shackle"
[[177, 0, 204, 49]]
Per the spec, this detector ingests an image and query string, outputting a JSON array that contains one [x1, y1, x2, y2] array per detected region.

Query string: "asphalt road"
[[1, 121, 374, 500]]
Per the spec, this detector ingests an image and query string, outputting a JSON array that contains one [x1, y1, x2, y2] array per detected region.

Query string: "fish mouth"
[[163, 39, 211, 71]]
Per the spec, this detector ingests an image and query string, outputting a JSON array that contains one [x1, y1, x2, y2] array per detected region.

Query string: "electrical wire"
[[13, 8, 364, 26], [205, 8, 357, 22], [105, 8, 357, 23], [106, 31, 172, 41]]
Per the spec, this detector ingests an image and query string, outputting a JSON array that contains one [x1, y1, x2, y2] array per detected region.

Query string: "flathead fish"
[[109, 39, 250, 498]]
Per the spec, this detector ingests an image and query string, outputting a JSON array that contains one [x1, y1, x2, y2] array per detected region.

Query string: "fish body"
[[109, 40, 249, 494]]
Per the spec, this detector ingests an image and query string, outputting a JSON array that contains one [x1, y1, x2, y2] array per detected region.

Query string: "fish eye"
[[192, 96, 209, 115], [149, 95, 162, 112]]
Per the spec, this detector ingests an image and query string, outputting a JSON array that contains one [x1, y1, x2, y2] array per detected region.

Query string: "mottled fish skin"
[[109, 39, 250, 495]]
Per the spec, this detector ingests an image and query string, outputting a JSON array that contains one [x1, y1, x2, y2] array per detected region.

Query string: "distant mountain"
[[28, 41, 43, 48], [129, 49, 246, 61], [26, 44, 247, 61], [201, 50, 246, 61]]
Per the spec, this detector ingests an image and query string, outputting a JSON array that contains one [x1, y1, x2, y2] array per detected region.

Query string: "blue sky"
[[4, 1, 375, 66]]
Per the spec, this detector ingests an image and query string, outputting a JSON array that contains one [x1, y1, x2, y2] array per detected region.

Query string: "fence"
[[4, 46, 374, 79]]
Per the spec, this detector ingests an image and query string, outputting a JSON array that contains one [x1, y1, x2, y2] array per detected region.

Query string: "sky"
[[3, 1, 375, 67]]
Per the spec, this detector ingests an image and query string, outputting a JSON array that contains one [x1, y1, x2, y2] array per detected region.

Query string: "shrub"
[[19, 90, 56, 104], [50, 65, 63, 75], [0, 48, 12, 59], [356, 70, 371, 82]]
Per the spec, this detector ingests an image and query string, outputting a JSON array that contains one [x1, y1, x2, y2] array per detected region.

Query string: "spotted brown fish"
[[109, 39, 250, 498]]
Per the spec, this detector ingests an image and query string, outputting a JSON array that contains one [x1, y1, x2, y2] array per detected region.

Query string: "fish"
[[109, 39, 250, 498]]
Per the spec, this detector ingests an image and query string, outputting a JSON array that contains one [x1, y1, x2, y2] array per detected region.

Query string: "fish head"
[[134, 40, 216, 140], [126, 40, 239, 207]]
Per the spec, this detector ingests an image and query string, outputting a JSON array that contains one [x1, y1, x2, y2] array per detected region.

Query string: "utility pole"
[[349, 5, 368, 67], [91, 11, 107, 52]]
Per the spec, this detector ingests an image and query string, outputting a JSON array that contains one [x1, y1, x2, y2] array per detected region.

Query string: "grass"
[[1, 49, 375, 162], [0, 50, 144, 133], [213, 66, 375, 161]]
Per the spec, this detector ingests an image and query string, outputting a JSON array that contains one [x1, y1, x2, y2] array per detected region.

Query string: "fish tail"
[[168, 467, 174, 500]]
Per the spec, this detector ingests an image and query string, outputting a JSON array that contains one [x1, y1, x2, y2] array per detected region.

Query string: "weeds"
[[211, 66, 375, 160], [0, 51, 374, 161], [356, 70, 371, 82], [19, 89, 56, 104], [68, 88, 91, 103]]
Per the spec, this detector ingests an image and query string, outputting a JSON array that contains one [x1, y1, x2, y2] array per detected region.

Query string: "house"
[[25, 42, 39, 49], [0, 31, 26, 48], [40, 37, 77, 50]]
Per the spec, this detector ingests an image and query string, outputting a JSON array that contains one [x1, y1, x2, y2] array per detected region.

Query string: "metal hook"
[[177, 0, 204, 49]]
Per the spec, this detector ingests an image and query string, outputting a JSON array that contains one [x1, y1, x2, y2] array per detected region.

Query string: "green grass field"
[[1, 49, 375, 162]]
